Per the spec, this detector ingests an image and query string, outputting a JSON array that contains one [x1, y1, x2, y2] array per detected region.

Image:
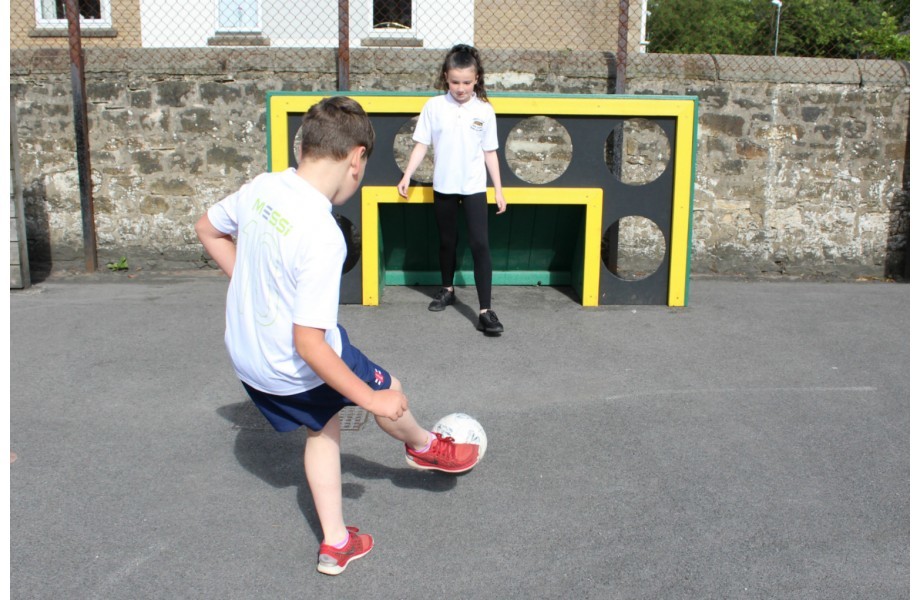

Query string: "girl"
[[397, 44, 506, 336]]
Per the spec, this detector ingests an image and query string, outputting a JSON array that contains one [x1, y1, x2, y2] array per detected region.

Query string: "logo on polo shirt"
[[470, 118, 484, 131], [374, 369, 384, 386], [252, 197, 293, 237]]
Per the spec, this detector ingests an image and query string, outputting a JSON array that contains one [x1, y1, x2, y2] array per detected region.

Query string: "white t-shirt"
[[207, 168, 345, 395], [413, 92, 499, 195]]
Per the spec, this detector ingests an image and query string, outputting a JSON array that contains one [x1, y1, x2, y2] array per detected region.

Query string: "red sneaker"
[[405, 432, 479, 474], [316, 526, 373, 575]]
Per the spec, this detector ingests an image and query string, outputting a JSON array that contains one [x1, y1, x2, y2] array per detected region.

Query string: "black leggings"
[[433, 191, 492, 310]]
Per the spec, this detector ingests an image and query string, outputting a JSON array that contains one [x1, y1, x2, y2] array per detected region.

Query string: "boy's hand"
[[366, 389, 408, 421]]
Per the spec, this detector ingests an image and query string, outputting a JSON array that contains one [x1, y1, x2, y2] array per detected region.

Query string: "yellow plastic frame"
[[267, 93, 696, 307], [360, 186, 602, 306]]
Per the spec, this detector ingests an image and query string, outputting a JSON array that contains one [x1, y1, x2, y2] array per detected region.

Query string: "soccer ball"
[[433, 413, 487, 460]]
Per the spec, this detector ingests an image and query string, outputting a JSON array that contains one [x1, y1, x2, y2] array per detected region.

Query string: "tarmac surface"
[[10, 273, 909, 599]]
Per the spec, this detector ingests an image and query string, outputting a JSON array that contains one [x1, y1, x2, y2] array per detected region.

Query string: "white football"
[[433, 413, 487, 460]]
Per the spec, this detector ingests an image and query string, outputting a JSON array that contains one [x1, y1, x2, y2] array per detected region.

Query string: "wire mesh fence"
[[11, 0, 908, 84], [7, 0, 909, 282]]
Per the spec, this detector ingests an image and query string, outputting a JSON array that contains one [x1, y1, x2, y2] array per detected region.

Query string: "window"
[[363, 0, 421, 47], [374, 0, 411, 30], [217, 0, 261, 33], [34, 0, 111, 29]]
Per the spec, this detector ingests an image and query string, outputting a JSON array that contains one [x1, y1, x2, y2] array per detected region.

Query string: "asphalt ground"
[[9, 273, 910, 599]]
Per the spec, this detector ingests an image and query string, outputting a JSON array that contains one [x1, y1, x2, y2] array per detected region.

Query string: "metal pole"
[[773, 1, 782, 56], [337, 0, 350, 91], [65, 0, 98, 272], [11, 100, 31, 288], [615, 0, 629, 94], [610, 0, 630, 182]]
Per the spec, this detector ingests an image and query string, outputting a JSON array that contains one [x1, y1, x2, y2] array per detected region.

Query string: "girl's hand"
[[397, 178, 411, 198], [495, 192, 507, 214]]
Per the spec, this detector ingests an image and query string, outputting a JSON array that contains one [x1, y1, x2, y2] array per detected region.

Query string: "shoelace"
[[428, 433, 458, 457], [484, 311, 499, 323]]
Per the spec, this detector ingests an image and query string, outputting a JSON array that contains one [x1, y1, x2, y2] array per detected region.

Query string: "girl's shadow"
[[216, 401, 458, 541], [407, 285, 480, 327]]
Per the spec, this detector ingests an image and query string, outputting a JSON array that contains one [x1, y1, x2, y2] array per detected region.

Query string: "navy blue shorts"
[[241, 325, 392, 432]]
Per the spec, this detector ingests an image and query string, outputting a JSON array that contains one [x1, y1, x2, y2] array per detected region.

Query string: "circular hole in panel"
[[504, 116, 573, 184], [334, 213, 361, 274], [604, 118, 670, 185], [393, 117, 434, 183], [292, 125, 303, 166], [601, 216, 666, 281]]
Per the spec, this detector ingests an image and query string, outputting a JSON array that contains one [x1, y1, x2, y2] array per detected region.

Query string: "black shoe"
[[476, 309, 504, 335], [428, 288, 456, 312]]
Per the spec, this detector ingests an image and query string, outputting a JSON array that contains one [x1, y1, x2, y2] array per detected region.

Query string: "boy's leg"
[[375, 377, 480, 473], [304, 416, 348, 546], [372, 377, 430, 450]]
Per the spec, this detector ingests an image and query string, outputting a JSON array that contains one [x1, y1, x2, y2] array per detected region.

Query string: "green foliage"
[[107, 257, 129, 271], [856, 12, 910, 59], [646, 0, 909, 59], [646, 0, 762, 55]]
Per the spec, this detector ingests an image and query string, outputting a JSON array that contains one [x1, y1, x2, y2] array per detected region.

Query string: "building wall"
[[11, 0, 142, 49], [475, 0, 620, 50], [474, 0, 648, 52], [9, 48, 909, 280], [13, 0, 467, 49]]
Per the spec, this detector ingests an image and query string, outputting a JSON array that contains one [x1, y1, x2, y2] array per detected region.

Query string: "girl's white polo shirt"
[[413, 92, 499, 195]]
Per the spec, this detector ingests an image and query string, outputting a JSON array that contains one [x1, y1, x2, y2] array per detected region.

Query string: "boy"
[[195, 96, 479, 576]]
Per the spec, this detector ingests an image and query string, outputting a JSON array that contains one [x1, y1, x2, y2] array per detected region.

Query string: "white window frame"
[[33, 0, 112, 29]]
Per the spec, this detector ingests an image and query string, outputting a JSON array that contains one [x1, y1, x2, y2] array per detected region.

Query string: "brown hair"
[[299, 96, 375, 161], [438, 44, 488, 103]]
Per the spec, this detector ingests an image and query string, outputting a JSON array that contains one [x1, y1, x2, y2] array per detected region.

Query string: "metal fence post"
[[10, 100, 31, 289], [615, 0, 629, 95], [65, 0, 98, 272], [337, 0, 350, 91]]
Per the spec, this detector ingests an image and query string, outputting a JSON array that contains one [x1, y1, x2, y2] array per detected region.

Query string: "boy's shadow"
[[217, 401, 458, 542]]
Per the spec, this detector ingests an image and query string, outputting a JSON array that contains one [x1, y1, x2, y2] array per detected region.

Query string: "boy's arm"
[[397, 142, 430, 198], [484, 150, 506, 214], [195, 214, 237, 277], [293, 325, 407, 421]]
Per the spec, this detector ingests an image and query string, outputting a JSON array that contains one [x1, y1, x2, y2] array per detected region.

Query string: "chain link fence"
[[7, 0, 910, 282], [11, 0, 908, 83]]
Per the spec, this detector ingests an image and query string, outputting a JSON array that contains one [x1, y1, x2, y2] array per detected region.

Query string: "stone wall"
[[9, 48, 909, 280], [627, 54, 910, 279]]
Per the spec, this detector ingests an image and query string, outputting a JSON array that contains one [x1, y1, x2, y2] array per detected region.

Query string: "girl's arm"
[[195, 213, 237, 277], [397, 142, 430, 198], [484, 150, 507, 214]]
